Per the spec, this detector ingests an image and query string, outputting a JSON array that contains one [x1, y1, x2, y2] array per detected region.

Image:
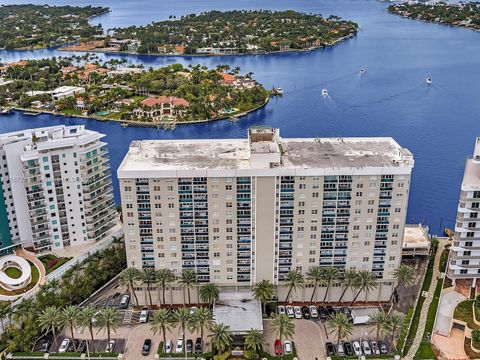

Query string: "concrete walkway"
[[434, 290, 466, 336], [405, 239, 447, 360]]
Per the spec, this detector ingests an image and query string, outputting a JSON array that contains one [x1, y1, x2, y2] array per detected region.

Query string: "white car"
[[362, 340, 372, 355], [139, 309, 149, 323], [58, 338, 70, 353], [165, 340, 173, 354], [284, 340, 292, 354], [309, 305, 318, 318], [337, 343, 345, 356], [293, 306, 302, 319], [176, 338, 184, 353], [277, 305, 286, 315], [352, 341, 362, 356], [286, 305, 294, 318], [105, 339, 116, 353]]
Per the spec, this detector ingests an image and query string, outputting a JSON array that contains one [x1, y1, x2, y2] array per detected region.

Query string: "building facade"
[[448, 138, 480, 283], [0, 125, 116, 253], [118, 127, 414, 303]]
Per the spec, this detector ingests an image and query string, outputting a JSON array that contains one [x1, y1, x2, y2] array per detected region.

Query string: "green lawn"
[[453, 300, 478, 329], [106, 111, 123, 120], [4, 267, 22, 279], [61, 109, 83, 116]]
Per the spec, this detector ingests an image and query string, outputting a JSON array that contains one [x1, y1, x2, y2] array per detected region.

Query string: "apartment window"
[[225, 185, 232, 191], [356, 192, 363, 197], [357, 183, 364, 189], [124, 186, 132, 191], [363, 257, 369, 262], [469, 222, 477, 228], [472, 202, 480, 209], [153, 186, 161, 191], [467, 232, 474, 238]]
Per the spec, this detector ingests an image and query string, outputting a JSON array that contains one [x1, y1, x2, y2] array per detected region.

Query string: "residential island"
[[388, 2, 480, 31], [0, 56, 269, 128], [0, 4, 108, 49], [62, 10, 359, 55]]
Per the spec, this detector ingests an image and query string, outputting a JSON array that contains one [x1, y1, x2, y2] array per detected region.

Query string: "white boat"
[[273, 87, 283, 95], [359, 69, 366, 75], [322, 89, 328, 97], [426, 78, 432, 84]]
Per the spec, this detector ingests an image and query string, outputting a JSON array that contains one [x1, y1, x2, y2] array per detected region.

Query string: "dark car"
[[326, 306, 334, 317], [67, 339, 80, 352], [302, 306, 311, 319], [342, 307, 352, 317], [142, 339, 152, 356], [326, 342, 336, 356], [318, 306, 328, 320], [333, 307, 342, 315], [379, 341, 388, 354], [77, 340, 88, 354], [195, 337, 202, 353], [39, 339, 52, 353], [186, 339, 193, 353], [344, 342, 354, 356]]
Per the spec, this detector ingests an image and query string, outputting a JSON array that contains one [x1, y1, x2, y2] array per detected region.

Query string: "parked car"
[[189, 306, 198, 315], [67, 339, 79, 352], [370, 341, 380, 355], [342, 307, 352, 318], [142, 339, 152, 356], [119, 294, 130, 309], [352, 341, 362, 356], [274, 339, 282, 355], [293, 306, 302, 319], [284, 340, 292, 354], [318, 306, 328, 320], [139, 309, 149, 323], [176, 338, 184, 353], [302, 306, 310, 319], [326, 306, 334, 317], [39, 339, 52, 353], [362, 340, 372, 355], [379, 341, 388, 354], [309, 305, 318, 318], [286, 305, 294, 318], [337, 343, 345, 356], [165, 340, 173, 354], [58, 339, 70, 353], [77, 340, 88, 354], [105, 340, 116, 353], [344, 342, 353, 356], [195, 338, 202, 353], [277, 305, 286, 315], [326, 342, 336, 356], [333, 307, 342, 315], [186, 339, 193, 353]]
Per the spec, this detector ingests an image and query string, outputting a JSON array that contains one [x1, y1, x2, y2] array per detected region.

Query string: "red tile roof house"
[[218, 72, 236, 85], [133, 96, 190, 122]]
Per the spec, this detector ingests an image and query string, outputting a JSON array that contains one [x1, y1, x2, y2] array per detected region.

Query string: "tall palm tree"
[[37, 306, 63, 347], [141, 268, 157, 306], [199, 283, 220, 306], [96, 307, 120, 344], [327, 312, 354, 348], [173, 308, 191, 356], [77, 305, 97, 343], [244, 328, 264, 357], [179, 270, 197, 305], [13, 298, 36, 327], [384, 312, 405, 351], [271, 314, 295, 343], [252, 280, 275, 314], [283, 270, 304, 303], [306, 266, 324, 302], [118, 267, 141, 306], [156, 269, 176, 306], [338, 269, 359, 302], [61, 306, 79, 352], [391, 264, 416, 306], [189, 307, 213, 352], [150, 309, 173, 353], [367, 310, 387, 342], [321, 266, 341, 302], [352, 271, 378, 304], [209, 323, 233, 355]]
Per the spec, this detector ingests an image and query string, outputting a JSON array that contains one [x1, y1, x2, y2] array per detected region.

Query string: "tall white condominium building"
[[0, 125, 116, 254], [118, 127, 414, 302], [448, 138, 480, 283]]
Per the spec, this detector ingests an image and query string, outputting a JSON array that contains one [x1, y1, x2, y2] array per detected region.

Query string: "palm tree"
[[156, 268, 176, 306], [13, 298, 36, 327], [271, 314, 295, 343], [283, 270, 304, 303], [179, 270, 197, 305], [322, 266, 341, 302], [150, 309, 173, 353], [244, 328, 264, 358], [141, 268, 157, 306], [209, 323, 233, 354], [326, 312, 354, 348], [391, 264, 416, 306], [78, 305, 97, 343], [367, 310, 387, 342], [306, 266, 324, 302], [96, 307, 120, 344], [252, 280, 275, 314], [37, 306, 63, 347], [199, 283, 220, 306], [338, 269, 359, 302], [173, 308, 191, 356], [189, 307, 213, 352], [352, 271, 378, 304], [0, 303, 9, 334], [384, 312, 405, 351], [118, 267, 141, 306], [61, 306, 79, 352]]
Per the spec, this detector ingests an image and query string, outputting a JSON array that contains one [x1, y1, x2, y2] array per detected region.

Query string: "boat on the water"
[[24, 111, 40, 116], [426, 78, 432, 84], [272, 86, 283, 95], [0, 106, 14, 114], [322, 89, 329, 97], [359, 69, 366, 75]]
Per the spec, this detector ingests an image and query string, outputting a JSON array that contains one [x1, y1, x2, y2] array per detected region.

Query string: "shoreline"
[[389, 12, 480, 33]]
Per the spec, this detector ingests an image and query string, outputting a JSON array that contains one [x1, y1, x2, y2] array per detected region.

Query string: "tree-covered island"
[[63, 10, 359, 55], [388, 2, 480, 31], [0, 4, 108, 49], [0, 55, 269, 128]]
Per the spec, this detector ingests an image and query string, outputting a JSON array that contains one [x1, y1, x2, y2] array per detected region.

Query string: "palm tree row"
[[367, 309, 405, 351]]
